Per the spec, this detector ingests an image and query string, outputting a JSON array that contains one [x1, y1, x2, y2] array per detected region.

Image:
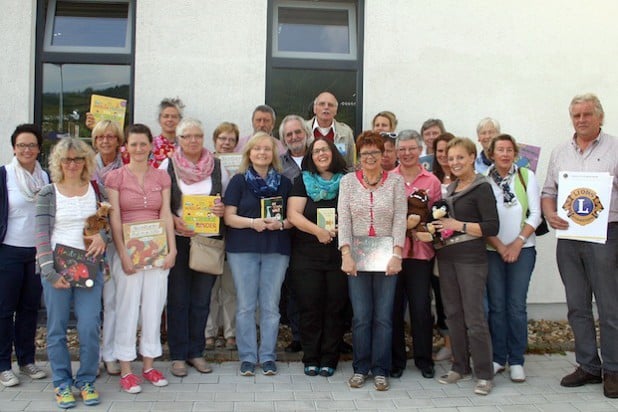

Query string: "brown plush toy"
[[83, 201, 112, 248], [405, 189, 432, 257]]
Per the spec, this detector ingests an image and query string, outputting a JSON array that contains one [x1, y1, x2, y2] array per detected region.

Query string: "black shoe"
[[284, 340, 302, 353], [560, 367, 602, 387], [339, 341, 353, 354], [604, 371, 618, 398], [420, 365, 435, 379], [390, 368, 403, 378]]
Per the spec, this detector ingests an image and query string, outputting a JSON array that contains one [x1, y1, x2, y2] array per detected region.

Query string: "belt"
[[434, 233, 479, 250]]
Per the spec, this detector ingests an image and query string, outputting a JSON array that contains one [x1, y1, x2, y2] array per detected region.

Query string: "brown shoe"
[[560, 367, 602, 387], [187, 357, 213, 374], [604, 371, 618, 398], [170, 361, 188, 377]]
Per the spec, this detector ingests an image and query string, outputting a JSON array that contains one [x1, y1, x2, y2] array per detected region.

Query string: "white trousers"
[[101, 246, 117, 362], [111, 256, 169, 361], [205, 262, 237, 338]]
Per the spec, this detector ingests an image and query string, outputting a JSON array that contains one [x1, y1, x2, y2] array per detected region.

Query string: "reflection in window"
[[41, 63, 130, 139], [270, 68, 357, 137], [277, 8, 349, 54]]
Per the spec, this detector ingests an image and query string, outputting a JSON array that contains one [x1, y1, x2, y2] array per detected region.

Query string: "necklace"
[[363, 170, 383, 187]]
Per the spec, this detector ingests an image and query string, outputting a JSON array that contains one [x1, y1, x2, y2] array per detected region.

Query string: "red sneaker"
[[142, 368, 168, 387], [119, 373, 142, 394]]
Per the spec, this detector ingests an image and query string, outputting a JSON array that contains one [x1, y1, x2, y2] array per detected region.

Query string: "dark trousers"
[[167, 236, 217, 360], [392, 258, 434, 371], [0, 244, 41, 371], [290, 249, 348, 368], [280, 267, 301, 341]]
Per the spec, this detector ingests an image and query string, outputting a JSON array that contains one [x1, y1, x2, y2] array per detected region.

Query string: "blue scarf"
[[302, 171, 343, 202], [245, 166, 281, 197]]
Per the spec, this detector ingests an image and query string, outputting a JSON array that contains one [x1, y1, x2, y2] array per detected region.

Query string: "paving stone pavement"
[[2, 352, 617, 411]]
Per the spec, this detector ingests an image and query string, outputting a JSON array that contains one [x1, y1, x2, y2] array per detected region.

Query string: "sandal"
[[225, 337, 237, 350], [205, 338, 216, 351], [304, 366, 319, 376], [319, 367, 335, 377]]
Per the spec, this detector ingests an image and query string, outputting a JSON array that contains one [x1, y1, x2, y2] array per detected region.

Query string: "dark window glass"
[[277, 7, 350, 54], [269, 68, 357, 137], [48, 1, 129, 49]]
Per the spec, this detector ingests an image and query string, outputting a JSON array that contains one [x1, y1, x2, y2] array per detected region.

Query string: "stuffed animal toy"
[[405, 189, 433, 257], [83, 201, 112, 248], [430, 199, 454, 243]]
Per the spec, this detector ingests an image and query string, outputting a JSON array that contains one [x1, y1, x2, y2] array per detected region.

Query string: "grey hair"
[[252, 105, 276, 123], [476, 117, 501, 135], [176, 117, 204, 138], [278, 114, 311, 141], [158, 97, 185, 118], [569, 93, 604, 122], [395, 129, 423, 150]]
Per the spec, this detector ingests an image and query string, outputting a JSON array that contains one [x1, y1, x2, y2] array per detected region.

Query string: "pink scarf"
[[172, 147, 215, 185]]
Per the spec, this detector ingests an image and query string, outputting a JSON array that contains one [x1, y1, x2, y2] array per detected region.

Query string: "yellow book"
[[317, 207, 336, 231], [122, 219, 167, 270], [182, 195, 220, 234], [260, 196, 284, 222], [90, 94, 127, 127]]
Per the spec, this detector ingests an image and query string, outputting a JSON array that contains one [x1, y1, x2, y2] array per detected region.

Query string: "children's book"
[[53, 244, 98, 288], [90, 94, 127, 127], [317, 207, 336, 231], [182, 195, 220, 234], [260, 196, 284, 222], [351, 236, 393, 272], [122, 219, 168, 269]]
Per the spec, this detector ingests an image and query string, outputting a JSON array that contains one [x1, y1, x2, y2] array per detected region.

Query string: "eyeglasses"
[[15, 143, 39, 150], [315, 101, 337, 108], [397, 146, 420, 153], [359, 150, 382, 159], [96, 135, 117, 141], [312, 147, 331, 155], [380, 132, 398, 139], [61, 157, 86, 165], [179, 134, 204, 141], [216, 136, 237, 143]]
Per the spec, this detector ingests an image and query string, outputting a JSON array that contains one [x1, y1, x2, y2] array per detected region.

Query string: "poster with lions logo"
[[557, 171, 612, 243]]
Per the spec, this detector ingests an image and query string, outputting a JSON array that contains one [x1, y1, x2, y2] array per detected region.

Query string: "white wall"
[[133, 0, 269, 152], [0, 0, 36, 158], [363, 0, 618, 303]]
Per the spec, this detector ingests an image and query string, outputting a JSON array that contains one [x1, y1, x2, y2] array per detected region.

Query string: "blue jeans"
[[487, 247, 536, 366], [227, 252, 289, 364], [42, 271, 103, 389], [0, 245, 41, 371], [348, 272, 397, 376]]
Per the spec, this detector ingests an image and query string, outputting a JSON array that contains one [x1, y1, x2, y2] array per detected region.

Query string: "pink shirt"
[[105, 165, 171, 223], [391, 165, 442, 260]]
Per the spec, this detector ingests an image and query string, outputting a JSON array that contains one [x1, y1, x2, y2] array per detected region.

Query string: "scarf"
[[480, 150, 493, 166], [302, 171, 342, 202], [172, 147, 215, 185], [94, 153, 123, 186], [489, 164, 517, 206], [245, 166, 281, 197], [11, 156, 46, 202]]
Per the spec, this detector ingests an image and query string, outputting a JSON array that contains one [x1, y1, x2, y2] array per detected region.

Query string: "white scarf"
[[11, 156, 47, 202]]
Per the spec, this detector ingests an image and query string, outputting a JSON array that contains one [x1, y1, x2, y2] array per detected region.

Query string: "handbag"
[[189, 235, 225, 275], [516, 168, 550, 236]]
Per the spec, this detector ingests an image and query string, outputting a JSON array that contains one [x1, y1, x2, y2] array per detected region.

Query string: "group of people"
[[1, 92, 616, 408]]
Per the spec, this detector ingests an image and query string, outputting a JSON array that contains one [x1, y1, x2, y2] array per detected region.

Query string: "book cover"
[[260, 196, 284, 222], [419, 154, 434, 172], [53, 243, 98, 288], [351, 236, 393, 272], [182, 194, 220, 234], [122, 219, 168, 269], [216, 153, 242, 175], [516, 143, 541, 173], [90, 94, 127, 127], [317, 207, 336, 231]]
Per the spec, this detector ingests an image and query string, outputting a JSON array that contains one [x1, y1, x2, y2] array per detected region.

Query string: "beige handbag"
[[189, 235, 225, 275]]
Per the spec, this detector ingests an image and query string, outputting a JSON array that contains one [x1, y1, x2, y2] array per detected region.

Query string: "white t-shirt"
[[51, 184, 97, 250]]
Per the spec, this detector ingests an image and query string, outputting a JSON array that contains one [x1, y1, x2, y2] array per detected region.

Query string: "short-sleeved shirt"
[[224, 172, 292, 255], [105, 165, 171, 223], [289, 174, 340, 258]]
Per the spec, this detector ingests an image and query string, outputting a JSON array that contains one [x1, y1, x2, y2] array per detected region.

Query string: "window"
[[35, 0, 134, 162], [267, 0, 363, 136]]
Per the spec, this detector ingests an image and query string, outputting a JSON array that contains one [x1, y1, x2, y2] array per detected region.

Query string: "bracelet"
[[392, 253, 402, 260], [462, 222, 467, 233], [280, 220, 285, 231], [517, 234, 527, 243]]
